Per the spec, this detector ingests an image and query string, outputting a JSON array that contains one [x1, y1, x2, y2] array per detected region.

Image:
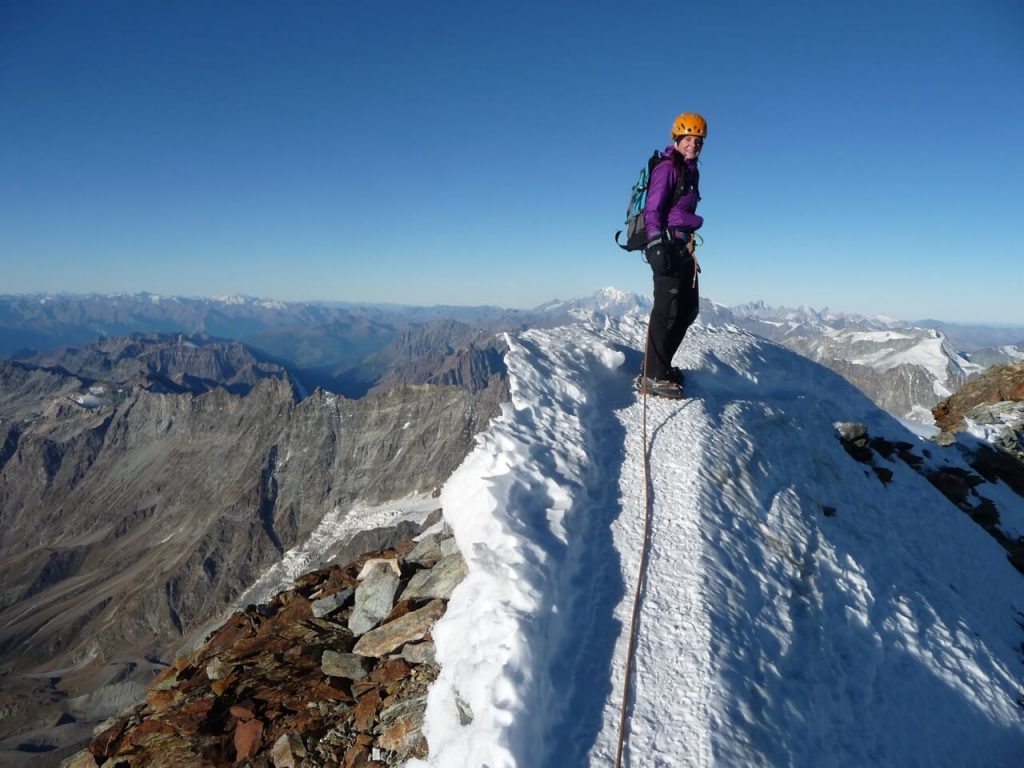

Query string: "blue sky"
[[1, 0, 1021, 322]]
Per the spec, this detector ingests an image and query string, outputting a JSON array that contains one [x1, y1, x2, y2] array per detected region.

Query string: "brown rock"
[[371, 658, 411, 685], [82, 540, 454, 768], [378, 713, 427, 756], [352, 599, 446, 658], [293, 569, 326, 592], [228, 597, 313, 662], [210, 674, 235, 696], [89, 718, 127, 759], [394, 538, 417, 559], [162, 696, 215, 735], [151, 665, 181, 692], [377, 696, 428, 756], [145, 688, 176, 713], [321, 567, 357, 597], [229, 704, 256, 721], [352, 679, 379, 698], [233, 717, 264, 762], [933, 361, 1024, 431], [383, 598, 418, 624], [203, 613, 257, 657], [353, 688, 381, 732], [344, 733, 374, 768], [123, 717, 177, 747], [317, 681, 355, 702]]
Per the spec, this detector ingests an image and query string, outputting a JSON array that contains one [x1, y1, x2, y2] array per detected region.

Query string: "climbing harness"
[[614, 333, 658, 768]]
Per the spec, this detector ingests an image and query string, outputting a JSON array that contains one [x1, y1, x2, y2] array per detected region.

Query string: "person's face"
[[675, 134, 703, 160]]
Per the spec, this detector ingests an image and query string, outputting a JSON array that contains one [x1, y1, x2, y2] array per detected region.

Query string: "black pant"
[[645, 243, 699, 380]]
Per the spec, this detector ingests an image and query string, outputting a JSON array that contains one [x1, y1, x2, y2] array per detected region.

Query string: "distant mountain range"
[[0, 293, 546, 368], [2, 290, 1022, 422], [0, 293, 534, 399]]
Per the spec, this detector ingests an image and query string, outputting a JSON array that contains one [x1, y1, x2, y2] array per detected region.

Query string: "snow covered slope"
[[411, 314, 1024, 767], [784, 326, 980, 420], [700, 301, 981, 423]]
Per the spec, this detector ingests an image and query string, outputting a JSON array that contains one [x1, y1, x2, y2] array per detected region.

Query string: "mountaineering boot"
[[634, 375, 684, 400], [666, 366, 685, 386]]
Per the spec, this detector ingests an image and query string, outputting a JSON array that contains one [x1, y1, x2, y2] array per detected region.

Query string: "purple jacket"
[[644, 147, 702, 241]]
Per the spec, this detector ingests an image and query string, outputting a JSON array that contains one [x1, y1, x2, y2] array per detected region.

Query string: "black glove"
[[645, 241, 673, 276]]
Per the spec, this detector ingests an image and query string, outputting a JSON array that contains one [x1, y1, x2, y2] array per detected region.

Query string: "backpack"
[[614, 150, 688, 252]]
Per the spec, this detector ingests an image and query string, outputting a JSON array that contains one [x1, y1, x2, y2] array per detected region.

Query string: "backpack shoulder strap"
[[670, 160, 688, 203], [654, 154, 689, 206]]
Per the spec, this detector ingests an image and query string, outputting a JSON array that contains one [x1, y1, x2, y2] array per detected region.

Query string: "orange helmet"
[[671, 112, 707, 140]]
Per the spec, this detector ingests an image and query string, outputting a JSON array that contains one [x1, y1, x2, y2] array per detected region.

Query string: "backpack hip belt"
[[646, 230, 690, 248]]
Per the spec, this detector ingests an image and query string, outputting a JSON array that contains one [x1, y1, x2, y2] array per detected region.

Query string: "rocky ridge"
[[932, 361, 1024, 462], [15, 332, 295, 396], [63, 519, 465, 768], [333, 321, 510, 399]]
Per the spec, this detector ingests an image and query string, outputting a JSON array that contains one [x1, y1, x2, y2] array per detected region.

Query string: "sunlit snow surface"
[[411, 314, 1024, 768]]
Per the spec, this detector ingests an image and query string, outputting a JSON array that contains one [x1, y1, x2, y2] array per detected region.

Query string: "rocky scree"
[[66, 527, 466, 768]]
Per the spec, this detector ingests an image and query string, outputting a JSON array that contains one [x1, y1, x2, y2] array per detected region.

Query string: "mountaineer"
[[637, 112, 707, 399]]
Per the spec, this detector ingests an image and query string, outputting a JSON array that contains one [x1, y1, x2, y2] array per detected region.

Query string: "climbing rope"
[[614, 332, 657, 768], [616, 237, 702, 763], [687, 233, 702, 289]]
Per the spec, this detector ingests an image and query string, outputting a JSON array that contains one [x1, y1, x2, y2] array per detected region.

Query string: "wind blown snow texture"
[[411, 315, 1024, 767]]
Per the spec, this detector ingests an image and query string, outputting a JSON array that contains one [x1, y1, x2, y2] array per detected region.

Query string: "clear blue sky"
[[1, 1, 1021, 322]]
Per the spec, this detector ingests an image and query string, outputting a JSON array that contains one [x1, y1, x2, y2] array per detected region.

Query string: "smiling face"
[[675, 134, 704, 161]]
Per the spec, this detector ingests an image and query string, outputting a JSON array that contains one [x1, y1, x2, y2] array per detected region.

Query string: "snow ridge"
[[415, 315, 1024, 767], [413, 318, 638, 766]]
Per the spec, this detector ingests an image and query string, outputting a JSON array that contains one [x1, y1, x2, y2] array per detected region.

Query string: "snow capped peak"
[[211, 294, 255, 305], [872, 313, 902, 326], [209, 294, 288, 310], [535, 286, 651, 317], [592, 285, 630, 303]]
